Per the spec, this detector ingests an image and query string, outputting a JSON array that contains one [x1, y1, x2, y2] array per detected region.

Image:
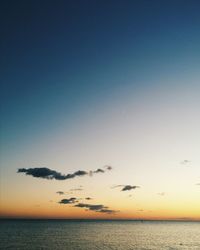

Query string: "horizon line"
[[1, 218, 200, 222]]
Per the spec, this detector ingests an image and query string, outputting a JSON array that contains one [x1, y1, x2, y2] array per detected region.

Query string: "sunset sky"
[[0, 0, 200, 220]]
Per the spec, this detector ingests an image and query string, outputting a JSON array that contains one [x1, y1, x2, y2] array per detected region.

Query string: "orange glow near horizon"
[[1, 194, 200, 221]]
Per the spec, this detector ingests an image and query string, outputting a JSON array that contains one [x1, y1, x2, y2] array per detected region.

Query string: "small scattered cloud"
[[74, 203, 103, 210], [122, 185, 140, 191], [180, 160, 191, 166], [70, 188, 83, 191], [98, 209, 117, 214], [58, 198, 77, 204], [196, 183, 200, 186], [157, 192, 165, 196], [56, 191, 65, 195], [104, 165, 112, 171], [85, 197, 92, 200], [112, 185, 140, 191], [74, 203, 118, 214], [17, 166, 112, 180]]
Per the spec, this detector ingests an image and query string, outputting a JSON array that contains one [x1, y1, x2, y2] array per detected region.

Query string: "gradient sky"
[[0, 0, 200, 220]]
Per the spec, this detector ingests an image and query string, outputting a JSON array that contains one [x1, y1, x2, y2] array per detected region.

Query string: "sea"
[[0, 220, 199, 250]]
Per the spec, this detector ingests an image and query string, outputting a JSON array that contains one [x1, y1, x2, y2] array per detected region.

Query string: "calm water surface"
[[0, 220, 199, 250]]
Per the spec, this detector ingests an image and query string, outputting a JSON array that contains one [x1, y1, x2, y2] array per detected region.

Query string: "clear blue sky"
[[1, 0, 200, 148]]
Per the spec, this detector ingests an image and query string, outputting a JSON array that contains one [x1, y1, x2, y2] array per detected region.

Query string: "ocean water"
[[0, 220, 199, 250]]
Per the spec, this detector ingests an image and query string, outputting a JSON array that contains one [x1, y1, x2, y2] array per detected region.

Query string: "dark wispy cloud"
[[98, 209, 117, 214], [196, 183, 200, 186], [122, 185, 140, 191], [73, 170, 88, 176], [58, 198, 77, 204], [93, 168, 105, 173], [56, 191, 65, 195], [17, 166, 112, 180], [89, 165, 113, 176], [112, 185, 140, 191], [74, 203, 117, 214], [17, 167, 85, 180]]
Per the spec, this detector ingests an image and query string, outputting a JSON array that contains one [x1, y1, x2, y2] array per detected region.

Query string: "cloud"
[[75, 203, 104, 210], [73, 170, 88, 176], [180, 160, 191, 166], [56, 191, 65, 195], [17, 167, 80, 180], [58, 198, 77, 204], [91, 165, 112, 174], [112, 185, 140, 191], [157, 192, 165, 196], [85, 197, 92, 200], [74, 203, 118, 214], [70, 188, 83, 191], [93, 168, 105, 173], [196, 183, 200, 185], [121, 185, 140, 191], [18, 167, 65, 180], [17, 166, 112, 180], [98, 209, 117, 214], [104, 165, 112, 170]]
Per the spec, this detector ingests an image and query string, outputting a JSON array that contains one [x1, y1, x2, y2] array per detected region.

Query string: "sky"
[[0, 0, 200, 220]]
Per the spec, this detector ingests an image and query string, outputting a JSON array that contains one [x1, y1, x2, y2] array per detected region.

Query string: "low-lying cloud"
[[58, 198, 117, 214], [56, 191, 65, 195], [74, 203, 117, 214], [58, 198, 77, 204]]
